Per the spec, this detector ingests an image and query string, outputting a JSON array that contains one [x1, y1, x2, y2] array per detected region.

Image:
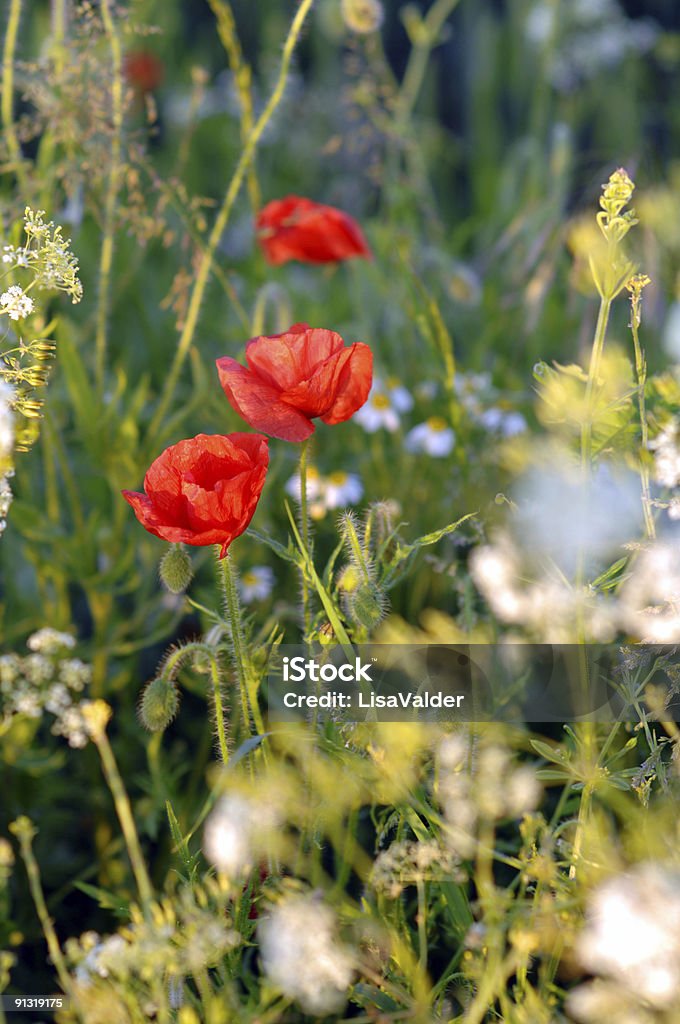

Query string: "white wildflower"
[[575, 864, 680, 1009], [650, 420, 680, 490], [375, 376, 413, 413], [479, 407, 527, 436], [354, 386, 401, 433], [663, 300, 680, 362], [0, 285, 34, 320], [405, 417, 455, 457], [285, 465, 324, 504], [52, 705, 89, 748], [668, 497, 680, 521], [0, 380, 15, 459], [238, 566, 275, 604], [59, 659, 91, 691], [504, 765, 542, 817], [323, 470, 363, 509], [75, 934, 127, 984], [258, 895, 354, 1015], [23, 654, 54, 685], [470, 535, 620, 642], [371, 839, 462, 897], [620, 542, 680, 642], [515, 460, 642, 578], [15, 691, 42, 718], [45, 683, 72, 715], [437, 733, 543, 856], [204, 792, 279, 878], [285, 467, 363, 518], [27, 628, 76, 655]]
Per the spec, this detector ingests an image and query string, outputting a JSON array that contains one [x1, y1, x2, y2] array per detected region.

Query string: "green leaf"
[[530, 739, 569, 765], [408, 512, 478, 550], [229, 733, 270, 770], [74, 881, 129, 914], [55, 321, 98, 451], [249, 528, 302, 568], [284, 502, 354, 653]]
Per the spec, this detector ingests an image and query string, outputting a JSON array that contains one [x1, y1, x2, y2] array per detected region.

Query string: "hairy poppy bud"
[[347, 582, 388, 631], [139, 676, 179, 732], [160, 544, 193, 594]]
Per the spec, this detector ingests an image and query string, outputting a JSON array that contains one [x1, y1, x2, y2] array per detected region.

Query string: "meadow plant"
[[3, 2, 680, 1023]]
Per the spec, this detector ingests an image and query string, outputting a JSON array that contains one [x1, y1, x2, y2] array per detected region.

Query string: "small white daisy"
[[354, 388, 400, 432], [381, 377, 413, 413], [323, 471, 363, 509], [284, 465, 324, 503], [479, 407, 527, 436], [405, 417, 455, 457], [239, 566, 275, 604], [454, 371, 492, 415], [0, 285, 34, 321]]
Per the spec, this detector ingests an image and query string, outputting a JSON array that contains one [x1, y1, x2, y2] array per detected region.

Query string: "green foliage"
[[2, 1, 680, 1022]]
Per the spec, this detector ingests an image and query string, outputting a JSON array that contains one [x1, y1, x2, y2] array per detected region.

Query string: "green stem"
[[159, 640, 232, 762], [580, 296, 612, 473], [208, 653, 230, 765], [631, 312, 656, 540], [95, 0, 125, 394], [92, 730, 154, 912], [1, 0, 27, 191], [299, 437, 312, 635], [148, 0, 316, 440], [219, 550, 265, 737], [207, 0, 260, 214], [10, 819, 74, 1000], [415, 877, 428, 975], [396, 0, 462, 129]]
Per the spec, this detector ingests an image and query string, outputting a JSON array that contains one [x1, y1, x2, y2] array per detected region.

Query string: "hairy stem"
[[219, 551, 265, 737], [298, 437, 312, 635]]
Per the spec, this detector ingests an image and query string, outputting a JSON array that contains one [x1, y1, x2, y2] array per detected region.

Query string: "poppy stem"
[[298, 438, 312, 636], [218, 550, 265, 739]]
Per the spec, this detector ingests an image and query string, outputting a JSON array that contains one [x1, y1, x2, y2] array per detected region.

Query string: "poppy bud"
[[347, 582, 388, 631], [159, 544, 193, 594], [139, 676, 179, 732]]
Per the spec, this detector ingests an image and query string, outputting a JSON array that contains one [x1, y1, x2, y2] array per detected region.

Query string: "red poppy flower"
[[256, 196, 371, 265], [216, 323, 373, 443], [122, 433, 268, 557], [124, 50, 164, 93]]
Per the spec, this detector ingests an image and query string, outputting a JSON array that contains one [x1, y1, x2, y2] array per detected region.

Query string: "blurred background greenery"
[[3, 0, 680, 1000]]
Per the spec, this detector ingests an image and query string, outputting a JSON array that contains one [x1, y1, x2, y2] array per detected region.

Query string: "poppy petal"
[[321, 342, 373, 424], [216, 357, 315, 442]]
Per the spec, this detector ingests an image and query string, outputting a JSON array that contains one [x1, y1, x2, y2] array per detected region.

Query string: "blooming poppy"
[[216, 323, 373, 443], [256, 196, 371, 265], [122, 433, 268, 557]]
